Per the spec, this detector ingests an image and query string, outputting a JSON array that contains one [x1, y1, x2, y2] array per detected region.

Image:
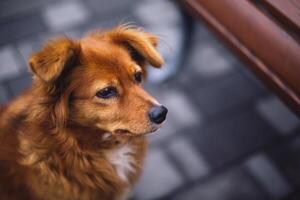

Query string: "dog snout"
[[148, 105, 168, 124]]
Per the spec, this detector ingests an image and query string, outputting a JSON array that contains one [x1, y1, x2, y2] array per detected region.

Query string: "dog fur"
[[0, 26, 164, 200]]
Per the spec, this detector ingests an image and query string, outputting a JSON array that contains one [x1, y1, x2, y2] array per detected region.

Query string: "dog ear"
[[102, 26, 164, 68], [29, 38, 78, 83], [29, 38, 79, 129]]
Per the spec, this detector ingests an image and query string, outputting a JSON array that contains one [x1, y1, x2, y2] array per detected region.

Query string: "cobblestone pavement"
[[0, 0, 300, 199]]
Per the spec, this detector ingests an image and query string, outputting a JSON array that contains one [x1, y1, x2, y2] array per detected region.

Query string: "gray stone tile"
[[148, 89, 203, 143], [174, 167, 268, 200], [168, 137, 210, 180], [0, 46, 20, 80], [192, 110, 278, 169], [43, 1, 90, 31], [193, 23, 218, 41], [134, 149, 183, 200], [135, 0, 180, 27], [192, 73, 264, 116], [0, 85, 9, 104], [0, 13, 47, 45], [182, 22, 251, 88], [0, 0, 52, 19], [237, 66, 270, 94], [282, 192, 300, 200], [268, 135, 300, 189], [256, 96, 299, 134], [190, 23, 242, 67], [85, 0, 136, 16], [17, 41, 33, 67], [8, 74, 31, 96], [246, 153, 292, 199], [189, 42, 234, 78], [160, 89, 202, 127]]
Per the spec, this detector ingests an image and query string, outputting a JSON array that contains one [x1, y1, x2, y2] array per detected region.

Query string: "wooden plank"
[[258, 0, 300, 33], [180, 0, 300, 116]]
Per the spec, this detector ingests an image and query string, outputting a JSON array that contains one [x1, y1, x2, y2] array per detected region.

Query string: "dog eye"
[[134, 71, 143, 83], [96, 86, 117, 99]]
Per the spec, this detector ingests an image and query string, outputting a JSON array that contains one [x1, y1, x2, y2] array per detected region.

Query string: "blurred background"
[[0, 0, 300, 199]]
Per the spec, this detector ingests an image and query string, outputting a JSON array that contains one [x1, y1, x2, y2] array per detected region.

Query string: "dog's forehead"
[[80, 37, 136, 73], [75, 37, 143, 92]]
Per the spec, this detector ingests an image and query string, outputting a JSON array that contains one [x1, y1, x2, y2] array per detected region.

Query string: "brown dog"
[[0, 26, 167, 200]]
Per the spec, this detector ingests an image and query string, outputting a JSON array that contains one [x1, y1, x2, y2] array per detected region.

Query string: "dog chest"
[[105, 143, 136, 183]]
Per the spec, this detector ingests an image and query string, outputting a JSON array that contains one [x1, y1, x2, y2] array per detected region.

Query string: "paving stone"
[[268, 135, 300, 189], [134, 149, 183, 200], [246, 153, 292, 199], [191, 23, 242, 63], [183, 23, 250, 86], [8, 74, 32, 96], [0, 46, 20, 80], [135, 0, 180, 27], [0, 85, 9, 104], [189, 42, 234, 78], [0, 0, 51, 19], [192, 110, 278, 169], [43, 1, 90, 31], [282, 192, 300, 200], [193, 23, 218, 41], [256, 96, 299, 134], [161, 89, 202, 128], [85, 0, 135, 15], [174, 167, 269, 200], [192, 73, 264, 116], [17, 41, 33, 68], [168, 137, 210, 180], [148, 88, 203, 143], [0, 13, 47, 45], [237, 65, 270, 94]]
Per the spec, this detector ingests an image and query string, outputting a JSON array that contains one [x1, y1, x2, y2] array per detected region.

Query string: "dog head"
[[29, 26, 167, 136]]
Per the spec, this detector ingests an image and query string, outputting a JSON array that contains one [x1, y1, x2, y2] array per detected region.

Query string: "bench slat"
[[181, 0, 300, 116]]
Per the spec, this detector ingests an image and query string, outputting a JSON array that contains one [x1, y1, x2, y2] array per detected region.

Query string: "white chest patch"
[[106, 144, 135, 183]]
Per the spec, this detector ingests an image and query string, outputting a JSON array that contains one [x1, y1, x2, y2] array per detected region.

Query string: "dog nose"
[[148, 105, 168, 124]]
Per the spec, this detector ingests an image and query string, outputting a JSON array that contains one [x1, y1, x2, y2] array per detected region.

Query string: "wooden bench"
[[179, 0, 300, 116]]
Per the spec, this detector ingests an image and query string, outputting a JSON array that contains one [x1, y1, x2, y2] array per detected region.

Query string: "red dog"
[[0, 26, 167, 200]]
